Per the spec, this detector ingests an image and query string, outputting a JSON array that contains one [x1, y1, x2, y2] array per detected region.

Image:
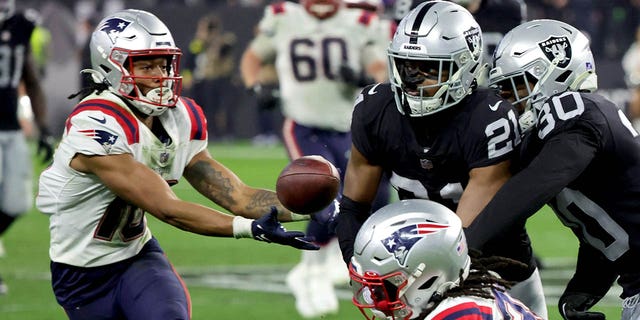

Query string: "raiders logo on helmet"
[[464, 27, 482, 60], [538, 36, 572, 68]]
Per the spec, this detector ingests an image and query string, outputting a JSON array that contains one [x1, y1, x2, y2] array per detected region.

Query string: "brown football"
[[276, 155, 341, 214]]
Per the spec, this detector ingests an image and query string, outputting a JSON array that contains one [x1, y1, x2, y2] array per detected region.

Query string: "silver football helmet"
[[388, 0, 483, 117], [0, 0, 14, 22], [89, 9, 182, 116], [350, 199, 470, 320], [489, 19, 597, 132]]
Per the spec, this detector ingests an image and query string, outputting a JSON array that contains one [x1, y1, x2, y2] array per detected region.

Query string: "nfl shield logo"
[[420, 159, 433, 170], [159, 152, 170, 165], [538, 36, 571, 68]]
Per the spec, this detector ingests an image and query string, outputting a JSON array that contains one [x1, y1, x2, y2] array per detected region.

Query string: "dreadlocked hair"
[[67, 81, 110, 101], [414, 249, 529, 319], [445, 249, 528, 300]]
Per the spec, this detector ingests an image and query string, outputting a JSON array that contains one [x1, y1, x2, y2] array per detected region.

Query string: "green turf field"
[[0, 141, 621, 319]]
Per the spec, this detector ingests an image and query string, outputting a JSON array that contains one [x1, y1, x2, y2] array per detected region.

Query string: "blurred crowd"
[[16, 0, 640, 140]]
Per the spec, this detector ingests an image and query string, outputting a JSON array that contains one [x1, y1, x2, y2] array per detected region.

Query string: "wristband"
[[289, 212, 311, 221], [232, 216, 253, 239]]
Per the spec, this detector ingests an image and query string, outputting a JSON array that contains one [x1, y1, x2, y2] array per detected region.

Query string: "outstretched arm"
[[183, 149, 305, 222], [70, 152, 316, 249], [465, 131, 598, 249], [457, 159, 512, 227], [336, 145, 382, 263]]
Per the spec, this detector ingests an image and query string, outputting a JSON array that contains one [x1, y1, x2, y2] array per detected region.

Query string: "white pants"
[[0, 131, 32, 215], [622, 293, 640, 320], [508, 268, 548, 319]]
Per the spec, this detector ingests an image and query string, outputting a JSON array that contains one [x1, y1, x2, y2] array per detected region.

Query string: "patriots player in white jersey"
[[240, 0, 391, 318], [350, 199, 542, 320], [36, 9, 318, 320]]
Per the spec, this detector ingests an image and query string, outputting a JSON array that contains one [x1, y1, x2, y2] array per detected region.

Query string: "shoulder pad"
[[179, 97, 208, 141], [66, 99, 140, 145]]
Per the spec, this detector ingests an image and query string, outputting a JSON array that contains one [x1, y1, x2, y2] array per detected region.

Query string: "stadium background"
[[1, 0, 636, 319]]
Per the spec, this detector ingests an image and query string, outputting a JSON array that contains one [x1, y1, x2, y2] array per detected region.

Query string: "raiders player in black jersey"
[[465, 19, 640, 320], [335, 1, 548, 318], [0, 0, 53, 295]]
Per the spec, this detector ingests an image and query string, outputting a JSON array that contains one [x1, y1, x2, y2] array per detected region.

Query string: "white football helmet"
[[0, 0, 14, 22], [489, 19, 597, 132], [350, 199, 470, 320], [388, 0, 483, 117], [89, 9, 182, 116]]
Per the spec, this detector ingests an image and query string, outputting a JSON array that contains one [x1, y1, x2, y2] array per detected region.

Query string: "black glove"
[[558, 292, 605, 320], [252, 207, 319, 250], [339, 64, 375, 87], [249, 84, 280, 110], [37, 127, 54, 163]]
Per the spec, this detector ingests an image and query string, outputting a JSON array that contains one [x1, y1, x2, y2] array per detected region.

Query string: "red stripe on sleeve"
[[66, 99, 140, 144], [432, 302, 492, 320]]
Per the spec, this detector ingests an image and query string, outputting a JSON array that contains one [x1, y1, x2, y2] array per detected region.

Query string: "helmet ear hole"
[[99, 64, 112, 74], [418, 276, 437, 290], [555, 70, 572, 83]]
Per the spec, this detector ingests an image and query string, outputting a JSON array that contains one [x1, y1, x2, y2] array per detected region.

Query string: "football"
[[276, 155, 341, 214]]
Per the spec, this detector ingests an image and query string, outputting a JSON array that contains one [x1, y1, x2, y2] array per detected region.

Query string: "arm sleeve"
[[465, 129, 599, 248], [336, 196, 372, 264], [564, 244, 618, 298]]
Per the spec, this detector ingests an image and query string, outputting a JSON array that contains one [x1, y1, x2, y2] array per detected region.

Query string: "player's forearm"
[[23, 59, 48, 130], [154, 199, 235, 236], [240, 49, 263, 88], [224, 187, 303, 222]]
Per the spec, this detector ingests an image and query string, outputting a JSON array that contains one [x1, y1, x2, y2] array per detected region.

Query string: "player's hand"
[[339, 64, 374, 87], [37, 128, 55, 163], [248, 84, 280, 110], [558, 292, 605, 320], [252, 207, 319, 250], [311, 199, 340, 234]]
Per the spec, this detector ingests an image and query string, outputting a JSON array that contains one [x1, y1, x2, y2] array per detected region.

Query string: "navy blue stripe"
[[182, 98, 205, 140]]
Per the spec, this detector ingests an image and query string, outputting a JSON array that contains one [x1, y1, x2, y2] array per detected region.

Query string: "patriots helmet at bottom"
[[349, 199, 470, 320]]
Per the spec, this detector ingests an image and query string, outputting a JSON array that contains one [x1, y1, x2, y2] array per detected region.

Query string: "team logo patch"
[[79, 129, 119, 153], [464, 27, 482, 60], [538, 36, 571, 68], [381, 223, 449, 266], [99, 18, 132, 44]]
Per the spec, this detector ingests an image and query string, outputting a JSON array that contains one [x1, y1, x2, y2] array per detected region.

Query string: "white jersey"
[[424, 288, 542, 320], [250, 2, 387, 132], [36, 92, 208, 267]]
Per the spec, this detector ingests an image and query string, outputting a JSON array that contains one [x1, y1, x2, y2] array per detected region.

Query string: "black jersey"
[[466, 91, 640, 297], [351, 83, 520, 211], [347, 84, 537, 280], [0, 13, 36, 131]]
